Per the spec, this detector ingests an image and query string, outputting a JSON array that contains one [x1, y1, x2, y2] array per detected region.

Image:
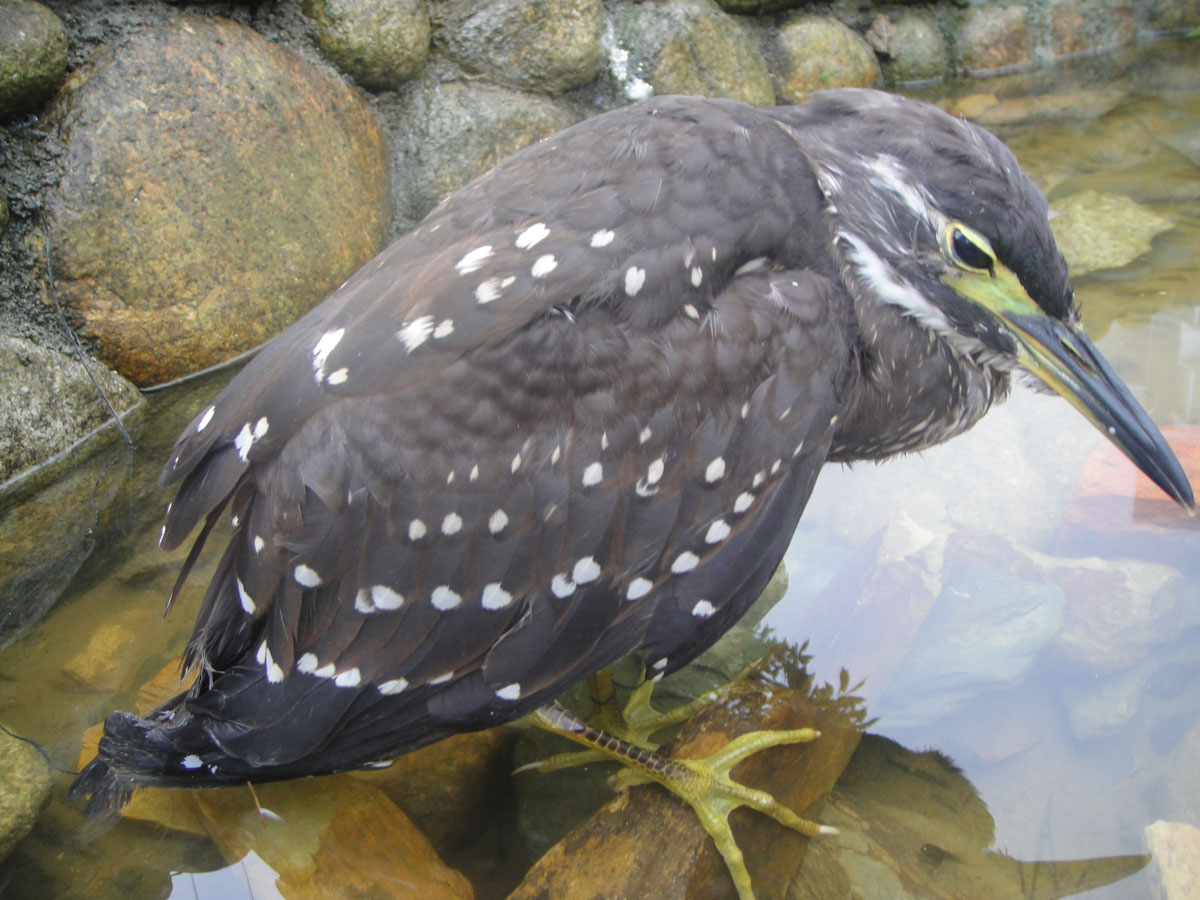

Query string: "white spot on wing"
[[326, 367, 349, 385], [691, 266, 703, 287], [531, 254, 558, 278], [624, 266, 646, 296], [475, 276, 512, 304], [692, 599, 716, 618], [335, 668, 361, 688], [378, 678, 408, 695], [398, 316, 435, 352], [408, 519, 428, 541], [456, 245, 493, 275], [671, 552, 700, 574], [705, 519, 731, 543], [371, 585, 404, 611], [297, 653, 319, 674], [312, 328, 345, 382], [496, 683, 522, 701], [705, 457, 726, 482], [516, 222, 550, 249], [431, 586, 462, 610], [582, 461, 603, 486], [441, 512, 463, 536], [551, 573, 576, 598], [590, 229, 615, 247], [488, 509, 509, 534], [626, 577, 653, 600], [733, 256, 768, 276], [734, 493, 754, 514], [182, 754, 202, 769], [482, 582, 514, 609], [263, 644, 284, 683], [294, 564, 322, 588], [433, 319, 454, 339], [237, 578, 255, 614], [196, 405, 215, 432], [573, 556, 601, 584], [253, 535, 265, 554]]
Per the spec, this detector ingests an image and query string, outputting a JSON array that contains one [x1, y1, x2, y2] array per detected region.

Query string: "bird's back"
[[76, 95, 874, 810]]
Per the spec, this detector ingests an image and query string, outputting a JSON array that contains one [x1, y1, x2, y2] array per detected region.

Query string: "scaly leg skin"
[[516, 662, 765, 775], [527, 700, 836, 900]]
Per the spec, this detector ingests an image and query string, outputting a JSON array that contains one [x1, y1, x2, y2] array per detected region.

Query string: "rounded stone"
[[438, 0, 603, 96], [389, 77, 576, 228], [0, 335, 141, 483], [868, 13, 949, 84], [0, 725, 52, 861], [41, 17, 391, 387], [775, 15, 880, 102], [302, 0, 430, 91], [0, 0, 68, 121], [607, 0, 774, 107], [959, 5, 1031, 74]]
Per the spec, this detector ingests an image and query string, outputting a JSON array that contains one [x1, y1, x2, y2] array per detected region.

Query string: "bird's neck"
[[827, 300, 1010, 463]]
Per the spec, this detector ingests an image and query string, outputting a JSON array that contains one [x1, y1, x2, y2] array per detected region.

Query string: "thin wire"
[[41, 217, 136, 450], [0, 721, 76, 775]]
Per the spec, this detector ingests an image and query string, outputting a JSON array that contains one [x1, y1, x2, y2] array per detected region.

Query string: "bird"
[[72, 88, 1193, 898]]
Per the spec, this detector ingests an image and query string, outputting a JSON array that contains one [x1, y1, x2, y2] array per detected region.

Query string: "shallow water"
[[0, 39, 1197, 900]]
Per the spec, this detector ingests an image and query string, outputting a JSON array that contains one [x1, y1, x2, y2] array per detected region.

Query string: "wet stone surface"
[[39, 15, 391, 387]]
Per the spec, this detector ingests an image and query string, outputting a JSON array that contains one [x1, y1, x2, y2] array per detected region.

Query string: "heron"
[[72, 89, 1194, 900]]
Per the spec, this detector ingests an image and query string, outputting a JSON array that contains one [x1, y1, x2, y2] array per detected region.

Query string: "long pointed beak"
[[1005, 312, 1194, 512]]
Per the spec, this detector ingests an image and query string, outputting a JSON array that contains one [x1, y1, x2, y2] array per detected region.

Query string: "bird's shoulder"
[[158, 97, 840, 548]]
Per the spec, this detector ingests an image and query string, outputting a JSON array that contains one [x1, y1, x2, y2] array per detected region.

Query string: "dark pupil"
[[952, 229, 993, 271]]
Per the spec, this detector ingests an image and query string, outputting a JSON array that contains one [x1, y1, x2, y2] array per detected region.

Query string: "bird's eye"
[[947, 225, 995, 274]]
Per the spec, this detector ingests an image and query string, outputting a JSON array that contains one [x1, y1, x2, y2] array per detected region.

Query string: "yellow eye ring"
[[944, 222, 996, 274]]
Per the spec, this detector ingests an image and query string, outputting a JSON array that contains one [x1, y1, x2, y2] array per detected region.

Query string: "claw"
[[528, 701, 827, 900]]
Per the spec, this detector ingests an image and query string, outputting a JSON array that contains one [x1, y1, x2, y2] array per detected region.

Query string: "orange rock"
[[350, 728, 512, 852], [509, 679, 862, 900], [1058, 424, 1198, 563], [193, 776, 473, 900]]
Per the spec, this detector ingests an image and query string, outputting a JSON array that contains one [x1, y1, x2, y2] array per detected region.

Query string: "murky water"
[[1, 39, 1197, 900]]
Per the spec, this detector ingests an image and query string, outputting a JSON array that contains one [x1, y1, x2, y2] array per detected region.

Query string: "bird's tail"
[[69, 701, 252, 818]]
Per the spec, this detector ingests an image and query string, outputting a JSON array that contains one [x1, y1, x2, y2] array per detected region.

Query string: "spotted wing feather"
[[80, 96, 857, 795]]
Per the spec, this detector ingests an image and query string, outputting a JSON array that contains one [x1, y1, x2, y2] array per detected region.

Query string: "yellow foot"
[[528, 701, 835, 900], [515, 662, 766, 775]]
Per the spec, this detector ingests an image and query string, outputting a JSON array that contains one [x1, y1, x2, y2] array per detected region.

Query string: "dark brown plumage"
[[72, 89, 1192, 816]]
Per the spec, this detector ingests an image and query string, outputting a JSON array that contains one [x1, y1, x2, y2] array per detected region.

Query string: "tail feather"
[[70, 706, 251, 818]]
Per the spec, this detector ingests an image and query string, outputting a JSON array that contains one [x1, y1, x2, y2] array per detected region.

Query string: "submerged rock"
[[0, 724, 53, 862], [62, 607, 160, 692], [1144, 820, 1200, 900], [1049, 189, 1173, 276], [0, 335, 141, 484]]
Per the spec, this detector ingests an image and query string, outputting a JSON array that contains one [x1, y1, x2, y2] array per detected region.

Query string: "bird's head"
[[789, 88, 1193, 511]]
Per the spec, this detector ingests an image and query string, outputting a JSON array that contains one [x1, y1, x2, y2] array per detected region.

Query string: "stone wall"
[[0, 0, 1196, 484]]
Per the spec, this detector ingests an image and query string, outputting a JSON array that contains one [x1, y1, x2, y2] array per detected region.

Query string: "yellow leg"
[[527, 701, 835, 900]]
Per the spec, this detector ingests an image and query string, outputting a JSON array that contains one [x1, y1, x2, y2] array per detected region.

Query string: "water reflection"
[[0, 36, 1197, 900]]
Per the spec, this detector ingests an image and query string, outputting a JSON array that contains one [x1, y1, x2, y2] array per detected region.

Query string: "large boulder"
[[40, 16, 391, 387]]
